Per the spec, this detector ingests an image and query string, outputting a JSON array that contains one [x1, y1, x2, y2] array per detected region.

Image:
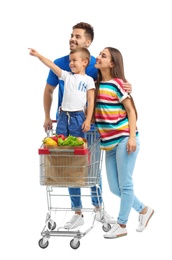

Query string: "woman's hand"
[[126, 136, 136, 154]]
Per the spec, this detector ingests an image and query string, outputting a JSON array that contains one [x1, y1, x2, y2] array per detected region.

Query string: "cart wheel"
[[102, 223, 111, 232], [38, 238, 49, 249], [70, 239, 80, 249], [48, 221, 56, 230]]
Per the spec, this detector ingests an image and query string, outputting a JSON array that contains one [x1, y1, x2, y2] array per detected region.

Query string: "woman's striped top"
[[95, 78, 138, 150]]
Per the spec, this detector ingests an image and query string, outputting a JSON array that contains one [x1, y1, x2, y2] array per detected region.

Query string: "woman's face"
[[95, 48, 113, 70]]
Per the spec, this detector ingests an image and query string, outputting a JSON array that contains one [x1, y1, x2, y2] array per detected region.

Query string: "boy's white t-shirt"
[[60, 70, 95, 111]]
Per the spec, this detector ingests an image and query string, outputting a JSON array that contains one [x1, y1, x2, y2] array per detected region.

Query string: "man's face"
[[69, 28, 91, 50]]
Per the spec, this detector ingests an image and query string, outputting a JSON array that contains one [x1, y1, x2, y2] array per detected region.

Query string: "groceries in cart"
[[42, 134, 87, 149], [39, 133, 100, 187]]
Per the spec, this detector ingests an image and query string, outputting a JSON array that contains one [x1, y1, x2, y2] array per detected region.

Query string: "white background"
[[0, 0, 171, 259]]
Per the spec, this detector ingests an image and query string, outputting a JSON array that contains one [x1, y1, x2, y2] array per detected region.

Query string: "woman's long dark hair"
[[95, 47, 138, 120]]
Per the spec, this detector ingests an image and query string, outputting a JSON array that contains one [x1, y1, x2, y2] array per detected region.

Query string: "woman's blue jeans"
[[105, 136, 145, 225]]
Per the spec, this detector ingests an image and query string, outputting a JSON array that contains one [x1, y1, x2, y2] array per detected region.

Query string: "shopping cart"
[[38, 127, 111, 249]]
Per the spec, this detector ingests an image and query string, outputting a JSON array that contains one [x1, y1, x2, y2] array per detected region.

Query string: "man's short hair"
[[72, 22, 94, 42]]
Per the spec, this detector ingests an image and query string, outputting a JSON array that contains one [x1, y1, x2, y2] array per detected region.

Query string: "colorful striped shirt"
[[95, 78, 138, 150]]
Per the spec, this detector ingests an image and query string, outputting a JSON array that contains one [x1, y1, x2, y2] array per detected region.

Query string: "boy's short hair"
[[70, 47, 90, 61]]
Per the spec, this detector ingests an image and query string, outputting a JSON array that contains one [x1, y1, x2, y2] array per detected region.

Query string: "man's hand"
[[43, 118, 53, 132], [123, 82, 132, 93]]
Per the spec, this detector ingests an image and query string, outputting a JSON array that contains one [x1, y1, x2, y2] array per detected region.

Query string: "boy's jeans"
[[57, 111, 103, 210]]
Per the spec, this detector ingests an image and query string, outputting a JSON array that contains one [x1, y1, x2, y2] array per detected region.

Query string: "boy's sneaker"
[[96, 210, 116, 224], [136, 207, 154, 232], [64, 214, 84, 229], [104, 223, 127, 239]]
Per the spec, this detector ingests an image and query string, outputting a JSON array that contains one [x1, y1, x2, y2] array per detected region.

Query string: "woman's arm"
[[122, 97, 137, 154]]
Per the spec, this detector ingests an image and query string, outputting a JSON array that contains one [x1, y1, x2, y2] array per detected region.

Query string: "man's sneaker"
[[104, 223, 127, 239], [136, 207, 154, 232], [64, 214, 84, 229], [96, 210, 116, 224]]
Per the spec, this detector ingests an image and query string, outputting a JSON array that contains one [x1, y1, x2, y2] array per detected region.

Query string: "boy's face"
[[69, 52, 87, 73], [69, 28, 91, 50]]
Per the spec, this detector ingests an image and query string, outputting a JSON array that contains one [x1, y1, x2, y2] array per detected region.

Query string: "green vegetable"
[[58, 135, 84, 146]]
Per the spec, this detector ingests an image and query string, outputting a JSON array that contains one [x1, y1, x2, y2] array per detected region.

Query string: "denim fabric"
[[105, 136, 145, 225], [68, 183, 102, 211], [56, 115, 103, 210], [68, 127, 103, 210], [56, 110, 86, 138]]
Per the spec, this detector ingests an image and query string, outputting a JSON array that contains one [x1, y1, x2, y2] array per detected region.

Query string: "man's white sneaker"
[[136, 207, 154, 232], [96, 210, 116, 224], [104, 223, 127, 239], [64, 214, 84, 229]]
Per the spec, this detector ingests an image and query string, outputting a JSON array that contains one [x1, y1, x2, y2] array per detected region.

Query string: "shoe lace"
[[111, 224, 119, 233], [138, 214, 144, 225]]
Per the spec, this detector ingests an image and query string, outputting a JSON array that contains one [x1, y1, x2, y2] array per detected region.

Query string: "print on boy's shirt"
[[78, 81, 87, 92]]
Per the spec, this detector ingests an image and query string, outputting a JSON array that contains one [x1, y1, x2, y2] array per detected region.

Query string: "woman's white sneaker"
[[104, 224, 127, 239], [136, 207, 154, 232]]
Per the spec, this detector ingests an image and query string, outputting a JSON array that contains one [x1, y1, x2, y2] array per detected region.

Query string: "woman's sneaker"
[[96, 210, 116, 224], [136, 207, 154, 232], [104, 223, 127, 239], [64, 214, 84, 229]]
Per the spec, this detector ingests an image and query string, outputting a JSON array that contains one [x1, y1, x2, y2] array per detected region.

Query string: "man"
[[43, 22, 131, 229]]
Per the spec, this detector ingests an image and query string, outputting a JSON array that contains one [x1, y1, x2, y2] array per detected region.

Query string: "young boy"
[[29, 47, 95, 138]]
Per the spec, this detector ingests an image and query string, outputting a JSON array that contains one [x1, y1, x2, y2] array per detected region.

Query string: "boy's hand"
[[82, 119, 91, 132], [28, 48, 39, 57]]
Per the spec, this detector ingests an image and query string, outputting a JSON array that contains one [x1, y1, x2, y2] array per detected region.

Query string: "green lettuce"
[[58, 135, 84, 146]]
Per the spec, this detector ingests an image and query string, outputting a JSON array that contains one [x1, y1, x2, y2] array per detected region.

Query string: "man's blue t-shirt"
[[46, 54, 98, 122]]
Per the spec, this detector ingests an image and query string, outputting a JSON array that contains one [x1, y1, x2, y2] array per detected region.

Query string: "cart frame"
[[38, 129, 111, 249]]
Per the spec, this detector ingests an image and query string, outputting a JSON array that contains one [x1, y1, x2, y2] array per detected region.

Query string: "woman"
[[94, 47, 154, 238]]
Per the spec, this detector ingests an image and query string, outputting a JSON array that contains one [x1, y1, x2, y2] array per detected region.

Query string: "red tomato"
[[57, 134, 66, 140]]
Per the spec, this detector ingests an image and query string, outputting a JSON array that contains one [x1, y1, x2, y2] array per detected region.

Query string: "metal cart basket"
[[38, 129, 111, 249]]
